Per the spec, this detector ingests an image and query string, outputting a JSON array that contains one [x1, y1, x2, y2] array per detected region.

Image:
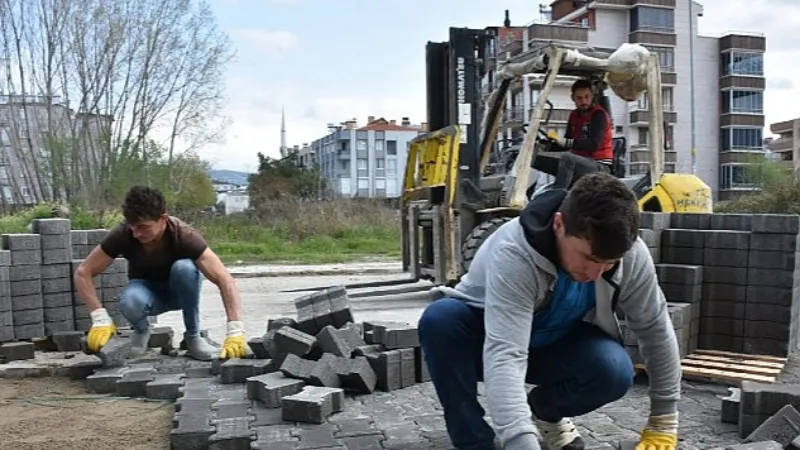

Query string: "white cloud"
[[229, 29, 298, 59]]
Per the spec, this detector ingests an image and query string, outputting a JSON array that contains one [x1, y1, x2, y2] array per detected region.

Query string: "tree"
[[0, 0, 233, 209], [247, 150, 328, 206]]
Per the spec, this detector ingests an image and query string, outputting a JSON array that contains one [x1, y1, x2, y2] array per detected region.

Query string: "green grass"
[[0, 200, 402, 265], [198, 220, 401, 264]]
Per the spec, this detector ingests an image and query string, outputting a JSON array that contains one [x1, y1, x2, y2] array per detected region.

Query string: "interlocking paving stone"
[[73, 349, 746, 449]]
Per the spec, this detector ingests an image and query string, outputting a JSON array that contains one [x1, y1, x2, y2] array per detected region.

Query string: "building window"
[[375, 158, 385, 178], [387, 159, 398, 175], [630, 7, 675, 33], [636, 126, 673, 149], [636, 87, 674, 111], [643, 46, 674, 72], [722, 52, 764, 76], [386, 140, 397, 155], [719, 164, 757, 190], [356, 139, 367, 150], [357, 158, 368, 178], [721, 127, 763, 151], [722, 90, 763, 114], [375, 139, 384, 151]]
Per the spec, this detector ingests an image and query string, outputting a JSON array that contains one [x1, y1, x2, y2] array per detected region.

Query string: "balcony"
[[629, 110, 677, 125], [629, 31, 677, 46], [503, 107, 525, 127], [720, 114, 764, 127], [527, 23, 588, 44], [720, 34, 766, 52], [771, 120, 796, 135], [768, 139, 794, 153], [719, 76, 765, 90]]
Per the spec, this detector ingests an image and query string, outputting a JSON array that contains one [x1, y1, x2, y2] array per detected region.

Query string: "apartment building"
[[309, 116, 425, 198], [484, 0, 766, 200], [0, 94, 112, 207], [767, 118, 800, 172]]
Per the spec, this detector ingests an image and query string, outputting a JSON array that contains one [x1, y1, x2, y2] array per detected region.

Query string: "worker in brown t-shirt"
[[73, 186, 248, 361]]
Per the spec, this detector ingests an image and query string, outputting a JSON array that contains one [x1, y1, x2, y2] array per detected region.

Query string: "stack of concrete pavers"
[[0, 250, 11, 342], [70, 228, 108, 259], [637, 212, 800, 359], [620, 301, 695, 365], [34, 219, 75, 336], [0, 221, 130, 342], [3, 232, 45, 340]]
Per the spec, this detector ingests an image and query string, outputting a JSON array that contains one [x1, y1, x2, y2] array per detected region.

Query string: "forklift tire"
[[461, 216, 513, 273]]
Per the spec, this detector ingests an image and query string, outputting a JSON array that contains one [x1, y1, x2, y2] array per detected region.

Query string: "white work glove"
[[87, 308, 116, 352], [220, 320, 247, 359]]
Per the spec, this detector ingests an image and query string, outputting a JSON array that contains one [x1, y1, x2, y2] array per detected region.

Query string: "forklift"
[[398, 27, 713, 286], [281, 26, 714, 297]]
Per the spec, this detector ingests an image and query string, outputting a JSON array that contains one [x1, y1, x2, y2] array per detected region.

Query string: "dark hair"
[[122, 186, 167, 223], [571, 79, 593, 94], [558, 172, 639, 260]]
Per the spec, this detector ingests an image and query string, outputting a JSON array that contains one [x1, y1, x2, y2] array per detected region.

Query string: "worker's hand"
[[635, 412, 678, 450], [546, 130, 569, 148], [220, 320, 247, 359], [87, 308, 116, 352]]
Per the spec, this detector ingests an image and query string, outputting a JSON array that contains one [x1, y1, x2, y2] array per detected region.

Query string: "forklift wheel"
[[461, 217, 513, 273]]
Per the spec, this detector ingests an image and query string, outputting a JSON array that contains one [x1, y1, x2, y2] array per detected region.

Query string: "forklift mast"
[[425, 27, 494, 186]]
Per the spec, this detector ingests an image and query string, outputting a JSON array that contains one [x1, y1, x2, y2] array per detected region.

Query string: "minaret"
[[280, 106, 287, 157]]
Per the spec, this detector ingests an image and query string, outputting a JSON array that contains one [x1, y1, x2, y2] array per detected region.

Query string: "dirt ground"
[[0, 377, 172, 450]]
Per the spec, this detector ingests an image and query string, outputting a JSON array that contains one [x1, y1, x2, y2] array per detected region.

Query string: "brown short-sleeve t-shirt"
[[100, 216, 208, 282]]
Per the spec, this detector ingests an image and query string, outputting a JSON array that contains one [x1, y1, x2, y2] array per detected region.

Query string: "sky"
[[202, 0, 800, 173]]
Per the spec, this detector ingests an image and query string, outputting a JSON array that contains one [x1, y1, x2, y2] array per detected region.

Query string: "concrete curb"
[[227, 262, 404, 278], [229, 267, 405, 278]]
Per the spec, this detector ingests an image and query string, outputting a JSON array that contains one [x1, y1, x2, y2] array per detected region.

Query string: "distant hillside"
[[208, 169, 252, 186]]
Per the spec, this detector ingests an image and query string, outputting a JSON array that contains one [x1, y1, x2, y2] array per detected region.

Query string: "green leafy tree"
[[248, 150, 327, 206]]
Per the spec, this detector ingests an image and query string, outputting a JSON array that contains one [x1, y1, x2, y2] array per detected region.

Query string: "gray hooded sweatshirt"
[[431, 189, 682, 450]]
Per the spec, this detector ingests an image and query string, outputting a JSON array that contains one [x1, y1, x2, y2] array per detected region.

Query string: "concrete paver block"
[[115, 368, 156, 397], [272, 326, 316, 357], [170, 412, 215, 450], [364, 349, 402, 392], [209, 416, 255, 450], [85, 366, 128, 393], [751, 214, 800, 234], [220, 358, 274, 384], [1, 341, 35, 360], [722, 387, 741, 424], [281, 385, 345, 424], [146, 374, 185, 400], [267, 317, 297, 332], [246, 371, 305, 408], [95, 335, 132, 367], [744, 404, 800, 447], [639, 212, 671, 230], [51, 331, 84, 352]]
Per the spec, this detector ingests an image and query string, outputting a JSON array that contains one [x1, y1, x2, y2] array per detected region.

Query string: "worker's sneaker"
[[128, 328, 151, 358], [184, 333, 219, 361], [534, 417, 585, 450]]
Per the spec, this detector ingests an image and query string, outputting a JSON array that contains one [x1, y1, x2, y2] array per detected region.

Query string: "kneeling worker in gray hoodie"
[[418, 172, 681, 450]]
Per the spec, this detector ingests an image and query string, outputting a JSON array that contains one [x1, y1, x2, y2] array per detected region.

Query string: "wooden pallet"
[[634, 349, 787, 385]]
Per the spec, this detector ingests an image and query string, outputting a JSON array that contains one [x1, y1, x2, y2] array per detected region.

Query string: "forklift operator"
[[534, 79, 614, 189]]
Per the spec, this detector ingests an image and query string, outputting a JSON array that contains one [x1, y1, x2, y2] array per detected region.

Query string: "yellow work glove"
[[546, 130, 569, 148], [220, 320, 247, 359], [636, 412, 679, 450], [87, 308, 117, 352]]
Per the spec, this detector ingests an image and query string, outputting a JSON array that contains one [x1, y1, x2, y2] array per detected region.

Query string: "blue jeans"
[[418, 298, 635, 450], [119, 259, 203, 337]]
